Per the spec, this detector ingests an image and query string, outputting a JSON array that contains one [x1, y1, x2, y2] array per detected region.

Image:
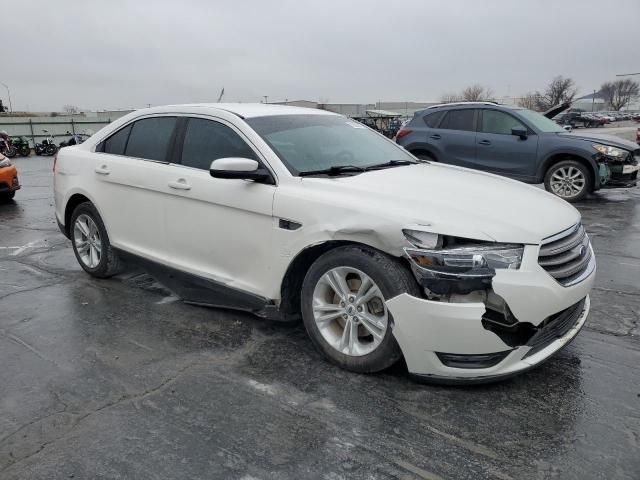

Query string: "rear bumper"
[[386, 244, 595, 383]]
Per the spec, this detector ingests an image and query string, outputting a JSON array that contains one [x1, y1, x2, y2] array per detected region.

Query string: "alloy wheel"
[[73, 214, 102, 268], [312, 266, 388, 356], [549, 166, 586, 199]]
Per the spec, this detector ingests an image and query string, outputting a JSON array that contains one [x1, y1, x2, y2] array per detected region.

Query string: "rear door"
[[435, 109, 478, 168], [93, 116, 177, 260], [163, 116, 276, 297], [475, 109, 539, 180]]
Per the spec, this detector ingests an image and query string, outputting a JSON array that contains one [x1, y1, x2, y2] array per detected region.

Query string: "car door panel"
[[436, 109, 477, 168], [163, 117, 276, 297], [92, 116, 178, 260], [475, 109, 539, 180]]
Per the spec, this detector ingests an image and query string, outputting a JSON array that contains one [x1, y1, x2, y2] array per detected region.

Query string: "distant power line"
[[615, 72, 640, 77]]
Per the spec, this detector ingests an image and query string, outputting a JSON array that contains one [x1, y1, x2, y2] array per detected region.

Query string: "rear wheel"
[[413, 151, 435, 162], [70, 202, 122, 278], [0, 191, 15, 202], [300, 245, 419, 373], [544, 160, 591, 202], [19, 145, 30, 157]]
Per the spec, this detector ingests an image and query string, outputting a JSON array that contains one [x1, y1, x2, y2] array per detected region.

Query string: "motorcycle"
[[35, 130, 58, 156], [58, 131, 90, 148], [0, 137, 17, 158], [11, 136, 31, 157]]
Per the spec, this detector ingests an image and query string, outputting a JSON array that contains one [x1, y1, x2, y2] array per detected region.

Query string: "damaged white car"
[[53, 104, 595, 383]]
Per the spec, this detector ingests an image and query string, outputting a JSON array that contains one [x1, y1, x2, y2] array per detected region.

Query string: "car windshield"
[[516, 109, 566, 133], [245, 114, 416, 175]]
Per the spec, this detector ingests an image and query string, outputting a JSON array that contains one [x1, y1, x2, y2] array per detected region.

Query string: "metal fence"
[[0, 117, 114, 147]]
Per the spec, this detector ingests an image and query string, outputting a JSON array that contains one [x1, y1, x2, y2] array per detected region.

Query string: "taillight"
[[396, 128, 412, 139], [52, 153, 58, 173]]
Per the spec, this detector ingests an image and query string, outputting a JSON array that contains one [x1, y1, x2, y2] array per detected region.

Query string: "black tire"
[[0, 191, 15, 202], [19, 146, 30, 157], [45, 144, 57, 156], [5, 146, 17, 158], [543, 159, 592, 202], [300, 245, 420, 373], [413, 152, 435, 162], [70, 202, 122, 278]]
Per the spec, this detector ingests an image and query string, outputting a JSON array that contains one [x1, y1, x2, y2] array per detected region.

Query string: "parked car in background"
[[53, 103, 595, 383], [396, 102, 640, 201], [0, 153, 20, 201]]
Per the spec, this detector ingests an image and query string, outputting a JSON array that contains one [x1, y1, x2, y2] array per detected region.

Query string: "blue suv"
[[396, 102, 639, 202]]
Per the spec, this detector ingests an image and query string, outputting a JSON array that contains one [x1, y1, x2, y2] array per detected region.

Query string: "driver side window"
[[481, 110, 525, 135], [180, 118, 257, 170]]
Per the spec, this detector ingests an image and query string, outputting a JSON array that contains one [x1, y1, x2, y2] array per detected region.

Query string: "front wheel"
[[4, 146, 17, 158], [544, 160, 591, 202], [70, 202, 122, 278], [300, 245, 420, 373], [45, 144, 57, 156]]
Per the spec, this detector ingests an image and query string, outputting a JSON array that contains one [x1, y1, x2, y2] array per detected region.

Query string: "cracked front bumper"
[[386, 245, 595, 382]]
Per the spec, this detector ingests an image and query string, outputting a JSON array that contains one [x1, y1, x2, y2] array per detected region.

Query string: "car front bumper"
[[386, 244, 595, 383]]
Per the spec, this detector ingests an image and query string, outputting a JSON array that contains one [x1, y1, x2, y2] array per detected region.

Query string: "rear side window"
[[102, 124, 132, 155], [423, 111, 445, 128], [125, 117, 177, 162], [180, 118, 257, 170], [439, 109, 475, 131], [481, 110, 525, 135]]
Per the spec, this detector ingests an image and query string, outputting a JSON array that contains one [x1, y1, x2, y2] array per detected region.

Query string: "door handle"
[[168, 179, 192, 191], [478, 140, 491, 146], [430, 134, 441, 140], [94, 165, 110, 175]]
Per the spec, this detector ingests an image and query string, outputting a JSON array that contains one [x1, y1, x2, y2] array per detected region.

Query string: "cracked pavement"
[[1, 156, 639, 479]]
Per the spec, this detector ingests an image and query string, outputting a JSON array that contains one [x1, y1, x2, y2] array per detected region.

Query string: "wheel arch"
[[63, 192, 106, 238], [279, 240, 414, 319], [538, 152, 599, 189]]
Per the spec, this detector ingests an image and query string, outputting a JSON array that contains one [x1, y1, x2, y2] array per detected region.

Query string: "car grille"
[[538, 223, 593, 286], [523, 298, 586, 358]]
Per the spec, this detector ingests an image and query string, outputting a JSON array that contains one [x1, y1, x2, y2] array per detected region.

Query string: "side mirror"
[[511, 127, 528, 139], [209, 157, 272, 183]]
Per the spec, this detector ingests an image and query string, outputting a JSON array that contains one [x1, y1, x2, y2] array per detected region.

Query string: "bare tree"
[[517, 93, 541, 110], [439, 93, 462, 103], [63, 105, 79, 114], [461, 84, 494, 102], [599, 79, 639, 110], [533, 76, 578, 110]]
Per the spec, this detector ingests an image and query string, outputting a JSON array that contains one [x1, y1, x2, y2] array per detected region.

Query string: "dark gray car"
[[396, 102, 639, 201]]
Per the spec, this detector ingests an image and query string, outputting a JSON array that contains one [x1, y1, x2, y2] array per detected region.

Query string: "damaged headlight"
[[406, 244, 523, 278], [592, 143, 627, 159]]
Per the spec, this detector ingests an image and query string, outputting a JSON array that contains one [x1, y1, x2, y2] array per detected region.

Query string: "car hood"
[[299, 163, 579, 245], [557, 132, 639, 151]]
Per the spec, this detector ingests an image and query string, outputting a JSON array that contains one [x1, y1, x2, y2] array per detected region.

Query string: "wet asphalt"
[[0, 154, 639, 480]]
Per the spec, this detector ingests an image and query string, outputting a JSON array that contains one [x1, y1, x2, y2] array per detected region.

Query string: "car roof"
[[147, 103, 338, 119], [416, 102, 521, 116]]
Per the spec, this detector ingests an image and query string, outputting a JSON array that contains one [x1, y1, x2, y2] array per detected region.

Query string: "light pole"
[[0, 81, 12, 113]]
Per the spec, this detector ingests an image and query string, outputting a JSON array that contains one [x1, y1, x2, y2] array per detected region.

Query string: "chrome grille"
[[538, 223, 594, 286]]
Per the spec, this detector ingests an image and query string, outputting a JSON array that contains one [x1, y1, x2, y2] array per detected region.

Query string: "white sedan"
[[53, 103, 595, 383]]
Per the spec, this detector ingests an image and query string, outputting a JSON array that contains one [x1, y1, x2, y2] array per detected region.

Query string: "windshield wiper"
[[364, 159, 416, 171], [298, 165, 366, 177]]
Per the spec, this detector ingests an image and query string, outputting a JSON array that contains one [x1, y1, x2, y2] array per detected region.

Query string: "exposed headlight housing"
[[592, 143, 627, 159], [0, 157, 11, 168], [403, 233, 524, 294]]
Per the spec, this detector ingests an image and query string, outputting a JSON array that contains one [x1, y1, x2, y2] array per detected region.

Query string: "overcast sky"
[[4, 0, 638, 111]]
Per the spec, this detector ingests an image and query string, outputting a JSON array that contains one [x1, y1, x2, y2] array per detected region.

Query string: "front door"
[[475, 109, 539, 181], [163, 116, 276, 298]]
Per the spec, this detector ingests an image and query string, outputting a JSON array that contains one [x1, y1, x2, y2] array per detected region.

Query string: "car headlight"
[[0, 158, 11, 168], [592, 143, 627, 159], [403, 231, 523, 279]]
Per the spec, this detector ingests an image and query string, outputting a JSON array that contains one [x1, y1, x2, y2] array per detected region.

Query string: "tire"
[[0, 191, 15, 202], [300, 245, 420, 373], [544, 160, 591, 202], [413, 152, 435, 162], [70, 202, 122, 278], [45, 144, 57, 156], [19, 146, 30, 157], [5, 146, 17, 158]]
